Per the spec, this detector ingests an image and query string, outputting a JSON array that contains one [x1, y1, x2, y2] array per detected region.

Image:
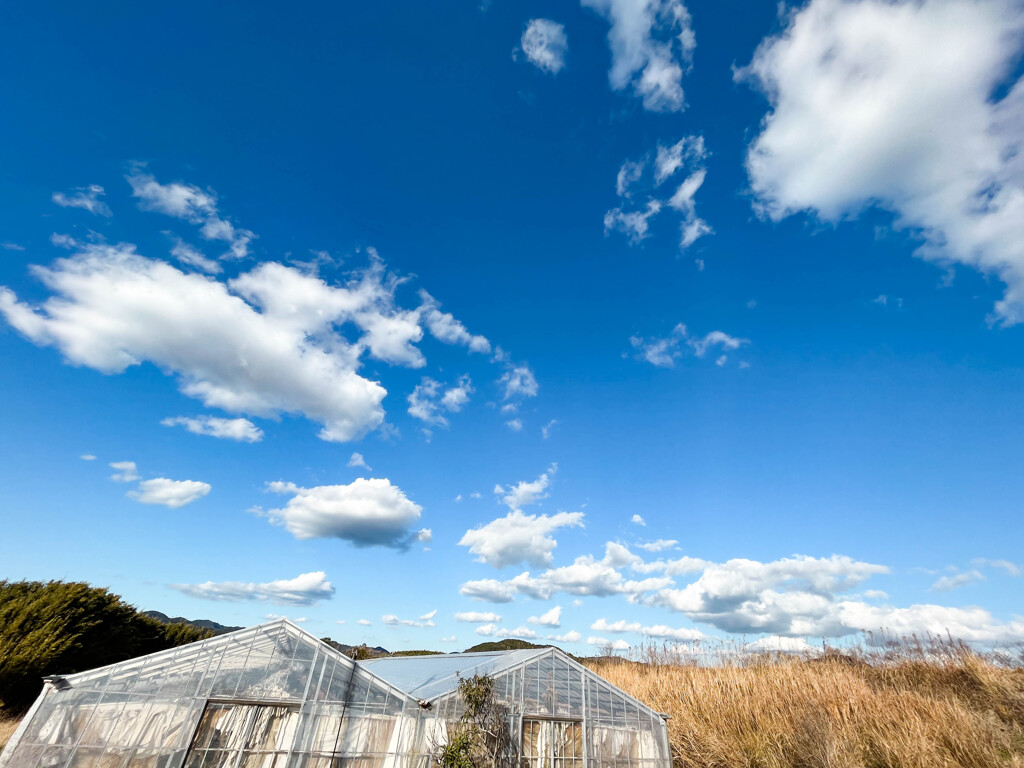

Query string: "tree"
[[434, 675, 515, 768], [0, 580, 212, 713]]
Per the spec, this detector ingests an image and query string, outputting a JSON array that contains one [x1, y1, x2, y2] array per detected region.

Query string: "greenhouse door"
[[521, 720, 583, 768], [184, 702, 300, 768]]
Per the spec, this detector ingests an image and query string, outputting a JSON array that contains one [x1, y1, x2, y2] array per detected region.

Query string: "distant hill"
[[143, 611, 243, 635], [463, 638, 551, 653], [319, 638, 390, 659]]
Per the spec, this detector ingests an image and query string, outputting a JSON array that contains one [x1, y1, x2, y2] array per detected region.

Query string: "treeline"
[[0, 580, 213, 714]]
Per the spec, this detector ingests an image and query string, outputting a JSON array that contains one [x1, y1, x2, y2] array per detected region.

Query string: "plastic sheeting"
[[0, 620, 670, 768]]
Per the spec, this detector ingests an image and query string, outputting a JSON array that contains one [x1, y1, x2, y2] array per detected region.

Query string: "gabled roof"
[[360, 647, 550, 702]]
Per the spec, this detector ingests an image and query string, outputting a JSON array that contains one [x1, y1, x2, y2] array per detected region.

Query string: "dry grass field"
[[588, 641, 1024, 768], [0, 716, 20, 754]]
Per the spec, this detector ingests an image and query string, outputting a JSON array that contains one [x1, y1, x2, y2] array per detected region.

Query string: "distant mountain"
[[319, 637, 390, 659], [144, 611, 243, 634], [463, 638, 551, 653]]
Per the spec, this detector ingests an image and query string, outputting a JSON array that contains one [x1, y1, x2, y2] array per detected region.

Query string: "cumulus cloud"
[[460, 510, 583, 569], [128, 477, 211, 508], [494, 464, 558, 512], [541, 420, 558, 439], [582, 0, 696, 111], [417, 291, 491, 354], [630, 323, 747, 367], [171, 571, 335, 606], [631, 514, 646, 526], [636, 539, 678, 552], [506, 418, 523, 432], [475, 623, 538, 639], [110, 461, 140, 483], [162, 415, 263, 443], [263, 477, 425, 549], [169, 238, 222, 274], [460, 542, 670, 602], [931, 570, 985, 591], [739, 0, 1024, 324], [588, 636, 630, 651], [0, 239, 498, 442], [605, 136, 711, 251], [52, 184, 112, 217], [128, 169, 254, 260], [0, 245, 393, 441], [408, 375, 474, 428], [549, 630, 582, 643], [520, 19, 568, 74], [528, 605, 562, 627], [499, 365, 539, 400], [455, 611, 502, 623], [348, 452, 371, 471], [357, 619, 372, 626], [382, 610, 437, 628], [80, 454, 97, 461], [590, 618, 704, 641]]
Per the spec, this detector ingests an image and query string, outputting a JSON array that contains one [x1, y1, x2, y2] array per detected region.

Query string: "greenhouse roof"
[[361, 648, 550, 701]]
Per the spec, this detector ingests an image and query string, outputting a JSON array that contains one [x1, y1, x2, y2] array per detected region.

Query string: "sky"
[[1, 0, 1023, 655]]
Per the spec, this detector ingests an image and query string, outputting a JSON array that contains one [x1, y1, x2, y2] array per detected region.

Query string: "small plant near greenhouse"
[[434, 675, 515, 768]]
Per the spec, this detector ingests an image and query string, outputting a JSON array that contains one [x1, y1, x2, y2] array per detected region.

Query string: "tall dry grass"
[[588, 641, 1024, 768], [0, 716, 21, 754]]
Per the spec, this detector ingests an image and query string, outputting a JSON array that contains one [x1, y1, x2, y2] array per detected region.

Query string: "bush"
[[0, 580, 212, 714]]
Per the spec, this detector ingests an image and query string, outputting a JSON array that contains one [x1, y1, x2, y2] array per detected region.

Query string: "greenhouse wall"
[[1, 621, 671, 768]]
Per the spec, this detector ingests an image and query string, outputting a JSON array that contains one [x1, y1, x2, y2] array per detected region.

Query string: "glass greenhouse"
[[1, 619, 671, 768]]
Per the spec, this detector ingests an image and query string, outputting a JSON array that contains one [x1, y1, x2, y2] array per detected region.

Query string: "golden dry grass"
[[0, 715, 22, 754], [588, 647, 1024, 768]]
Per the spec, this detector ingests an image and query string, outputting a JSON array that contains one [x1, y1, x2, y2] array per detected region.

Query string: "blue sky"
[[2, 0, 1023, 653]]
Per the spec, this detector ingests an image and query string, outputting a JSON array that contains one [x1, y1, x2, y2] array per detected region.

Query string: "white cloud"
[[110, 460, 139, 483], [506, 418, 523, 432], [162, 415, 263, 443], [460, 542, 671, 602], [588, 636, 630, 651], [582, 0, 696, 112], [739, 0, 1024, 324], [549, 630, 582, 643], [528, 605, 562, 627], [418, 291, 491, 354], [171, 571, 334, 606], [408, 375, 474, 427], [520, 19, 568, 74], [169, 238, 222, 274], [357, 618, 372, 626], [931, 570, 985, 591], [475, 623, 537, 639], [636, 539, 678, 552], [459, 510, 583, 569], [0, 245, 399, 442], [630, 324, 747, 367], [348, 452, 371, 471], [128, 477, 211, 508], [441, 635, 456, 642], [616, 159, 645, 198], [382, 611, 436, 628], [974, 558, 1022, 576], [591, 618, 704, 641], [745, 636, 811, 653], [494, 464, 558, 512], [454, 611, 503, 623], [500, 365, 539, 400], [52, 185, 112, 217], [541, 420, 558, 439], [651, 554, 890, 636], [655, 135, 706, 184], [127, 169, 254, 260], [264, 477, 425, 549], [80, 454, 97, 461], [459, 578, 520, 603], [631, 514, 646, 526], [604, 200, 662, 243]]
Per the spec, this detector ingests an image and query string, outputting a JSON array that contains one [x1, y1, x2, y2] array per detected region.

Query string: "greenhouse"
[[0, 619, 671, 768]]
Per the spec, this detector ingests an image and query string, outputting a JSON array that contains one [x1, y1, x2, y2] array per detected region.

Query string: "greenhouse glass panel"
[[0, 619, 670, 768]]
